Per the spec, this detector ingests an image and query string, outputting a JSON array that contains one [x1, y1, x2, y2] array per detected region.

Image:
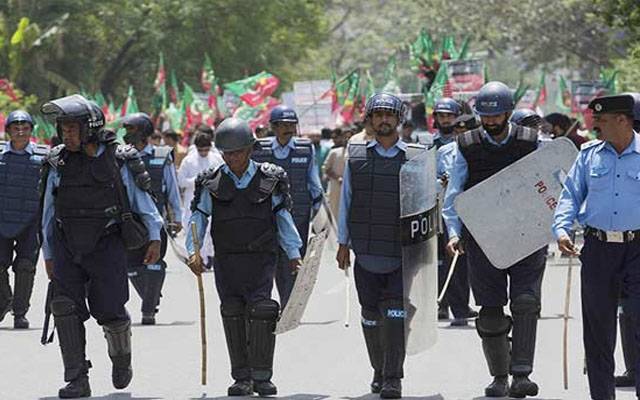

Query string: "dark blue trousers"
[[0, 222, 40, 267], [52, 227, 129, 325], [354, 262, 403, 315], [580, 235, 640, 399], [214, 252, 277, 307]]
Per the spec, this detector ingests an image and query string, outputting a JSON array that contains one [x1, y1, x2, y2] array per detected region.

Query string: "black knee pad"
[[13, 259, 36, 274], [249, 299, 280, 321], [510, 294, 540, 317], [361, 308, 382, 328], [221, 298, 247, 318], [50, 296, 77, 317], [476, 307, 512, 338]]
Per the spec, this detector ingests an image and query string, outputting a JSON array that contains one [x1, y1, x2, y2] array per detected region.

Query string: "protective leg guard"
[[361, 308, 383, 393], [12, 259, 36, 326], [127, 265, 145, 301], [248, 299, 279, 395], [103, 320, 133, 389], [616, 309, 637, 387], [476, 307, 511, 397], [221, 300, 250, 383], [141, 263, 166, 317], [0, 267, 12, 322], [508, 294, 540, 398], [51, 296, 91, 393], [379, 300, 405, 399]]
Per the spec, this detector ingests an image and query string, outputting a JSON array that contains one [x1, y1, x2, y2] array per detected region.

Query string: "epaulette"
[[348, 140, 367, 159], [514, 125, 538, 142], [257, 137, 273, 148], [580, 139, 602, 151], [293, 137, 312, 146], [405, 142, 426, 161], [33, 143, 50, 156], [456, 128, 483, 148], [115, 144, 140, 160], [45, 144, 66, 168]]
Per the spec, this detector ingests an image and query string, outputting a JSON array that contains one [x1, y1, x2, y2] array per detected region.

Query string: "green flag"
[[152, 52, 167, 112], [224, 71, 280, 107], [513, 77, 530, 105], [555, 75, 571, 112], [410, 29, 435, 73], [440, 35, 457, 60], [457, 36, 470, 60], [381, 55, 400, 94], [424, 63, 449, 110]]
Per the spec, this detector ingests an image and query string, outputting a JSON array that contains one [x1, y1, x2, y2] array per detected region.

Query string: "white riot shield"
[[400, 148, 439, 355], [454, 137, 578, 269], [276, 228, 329, 334]]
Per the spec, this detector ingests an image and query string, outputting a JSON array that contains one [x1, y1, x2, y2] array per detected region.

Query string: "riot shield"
[[400, 147, 439, 355], [454, 137, 578, 269], [276, 227, 329, 334]]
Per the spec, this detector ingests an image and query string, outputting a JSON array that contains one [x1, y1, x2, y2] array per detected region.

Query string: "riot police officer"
[[554, 94, 640, 400], [0, 110, 48, 329], [252, 105, 323, 307], [337, 93, 428, 398], [122, 112, 183, 325], [186, 118, 302, 396], [510, 109, 543, 130], [41, 95, 163, 398], [444, 82, 546, 398]]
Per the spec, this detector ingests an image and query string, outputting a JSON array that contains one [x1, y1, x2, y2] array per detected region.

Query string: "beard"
[[482, 119, 508, 137], [439, 124, 454, 136], [375, 123, 395, 136]]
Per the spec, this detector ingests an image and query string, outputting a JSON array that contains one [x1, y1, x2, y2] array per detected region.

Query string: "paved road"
[[0, 237, 635, 399]]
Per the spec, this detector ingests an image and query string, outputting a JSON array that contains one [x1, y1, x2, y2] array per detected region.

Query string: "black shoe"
[[371, 371, 383, 394], [450, 317, 468, 327], [111, 355, 133, 389], [615, 370, 636, 387], [509, 375, 539, 398], [58, 376, 91, 399], [485, 375, 509, 397], [438, 305, 449, 320], [254, 380, 277, 397], [141, 313, 156, 325], [465, 308, 479, 319], [380, 378, 402, 399], [228, 379, 253, 396], [13, 315, 29, 329]]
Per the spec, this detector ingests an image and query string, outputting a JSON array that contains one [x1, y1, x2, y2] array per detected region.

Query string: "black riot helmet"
[[121, 112, 155, 145], [41, 94, 106, 144], [214, 117, 257, 152]]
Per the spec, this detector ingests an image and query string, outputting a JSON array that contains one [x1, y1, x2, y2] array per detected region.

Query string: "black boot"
[[616, 309, 637, 387], [476, 309, 512, 398], [0, 268, 12, 323], [248, 300, 279, 397], [221, 300, 252, 395], [510, 295, 540, 398], [361, 309, 384, 393], [141, 264, 166, 320], [380, 300, 405, 399], [103, 320, 133, 389], [12, 259, 35, 325], [50, 296, 91, 399]]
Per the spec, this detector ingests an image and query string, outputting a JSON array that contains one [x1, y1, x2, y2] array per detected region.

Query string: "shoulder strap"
[[456, 129, 482, 149], [514, 125, 538, 142], [348, 141, 367, 159]]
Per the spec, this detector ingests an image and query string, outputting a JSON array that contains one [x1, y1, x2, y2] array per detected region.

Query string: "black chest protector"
[[141, 145, 171, 212], [203, 166, 280, 255], [347, 142, 423, 259], [457, 125, 538, 190], [54, 146, 120, 257], [252, 137, 314, 245], [0, 142, 48, 238]]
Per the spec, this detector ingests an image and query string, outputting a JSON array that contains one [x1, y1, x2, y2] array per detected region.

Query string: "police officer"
[[615, 92, 640, 388], [337, 93, 427, 399], [40, 95, 163, 398], [510, 109, 543, 130], [0, 110, 48, 329], [444, 81, 546, 398], [553, 94, 640, 400], [252, 105, 323, 307], [186, 118, 302, 396], [122, 112, 183, 325]]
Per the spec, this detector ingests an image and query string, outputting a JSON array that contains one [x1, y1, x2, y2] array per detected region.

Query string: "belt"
[[584, 226, 640, 243]]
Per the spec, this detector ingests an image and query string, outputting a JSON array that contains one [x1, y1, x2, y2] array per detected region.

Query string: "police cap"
[[588, 94, 635, 116]]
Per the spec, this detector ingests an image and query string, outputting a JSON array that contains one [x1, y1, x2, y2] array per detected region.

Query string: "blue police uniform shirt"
[[141, 144, 184, 222], [41, 144, 164, 260], [437, 141, 457, 179], [186, 160, 303, 260], [553, 132, 640, 239], [338, 138, 408, 271], [2, 140, 37, 156], [270, 137, 324, 210], [443, 125, 520, 239]]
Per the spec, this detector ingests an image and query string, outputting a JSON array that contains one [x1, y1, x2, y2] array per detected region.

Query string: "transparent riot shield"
[[454, 137, 578, 269], [400, 147, 439, 355]]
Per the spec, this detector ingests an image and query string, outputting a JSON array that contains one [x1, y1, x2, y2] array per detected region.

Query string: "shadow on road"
[[131, 320, 195, 327], [40, 392, 160, 400], [299, 320, 340, 326], [191, 393, 330, 400], [342, 394, 443, 400]]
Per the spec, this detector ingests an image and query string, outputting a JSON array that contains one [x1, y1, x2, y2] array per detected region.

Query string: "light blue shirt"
[[437, 141, 457, 179], [2, 140, 36, 155], [186, 160, 303, 260], [338, 138, 408, 271], [270, 137, 324, 210], [41, 144, 164, 260], [433, 131, 454, 148], [142, 144, 183, 222], [443, 125, 518, 238], [553, 132, 640, 238]]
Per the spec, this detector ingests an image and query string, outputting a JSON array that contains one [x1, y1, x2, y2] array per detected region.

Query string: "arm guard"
[[115, 144, 152, 192], [261, 162, 292, 211]]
